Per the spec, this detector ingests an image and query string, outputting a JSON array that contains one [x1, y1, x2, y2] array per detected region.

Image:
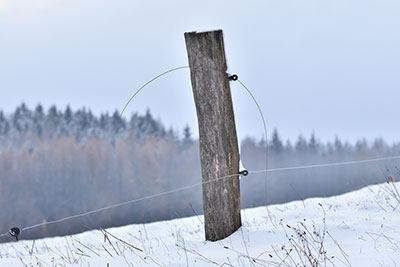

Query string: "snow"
[[1, 182, 399, 266]]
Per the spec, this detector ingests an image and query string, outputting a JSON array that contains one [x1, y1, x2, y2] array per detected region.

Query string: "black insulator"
[[228, 74, 238, 81], [9, 227, 20, 241], [239, 170, 249, 176]]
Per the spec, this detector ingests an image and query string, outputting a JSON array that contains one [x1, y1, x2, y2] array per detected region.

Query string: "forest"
[[0, 103, 399, 240]]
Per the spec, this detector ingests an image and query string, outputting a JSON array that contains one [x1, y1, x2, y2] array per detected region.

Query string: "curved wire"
[[236, 79, 269, 207], [120, 66, 189, 117], [119, 65, 228, 117]]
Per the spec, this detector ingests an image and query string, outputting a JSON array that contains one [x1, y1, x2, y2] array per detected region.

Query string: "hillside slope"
[[0, 181, 399, 266]]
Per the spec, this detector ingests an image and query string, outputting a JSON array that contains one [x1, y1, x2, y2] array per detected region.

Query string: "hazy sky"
[[1, 0, 399, 143]]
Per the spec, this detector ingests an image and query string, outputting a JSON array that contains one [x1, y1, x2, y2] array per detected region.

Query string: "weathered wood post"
[[184, 30, 241, 241]]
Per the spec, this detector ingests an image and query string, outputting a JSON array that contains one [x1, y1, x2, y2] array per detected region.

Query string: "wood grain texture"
[[184, 30, 241, 241]]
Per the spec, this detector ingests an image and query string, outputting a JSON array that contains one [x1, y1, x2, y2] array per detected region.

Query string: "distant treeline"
[[0, 103, 184, 142], [0, 104, 399, 241]]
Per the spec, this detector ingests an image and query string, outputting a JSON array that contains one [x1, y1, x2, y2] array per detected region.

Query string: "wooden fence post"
[[184, 30, 241, 241]]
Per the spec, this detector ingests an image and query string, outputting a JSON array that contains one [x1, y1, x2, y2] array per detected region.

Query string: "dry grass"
[[268, 204, 350, 267]]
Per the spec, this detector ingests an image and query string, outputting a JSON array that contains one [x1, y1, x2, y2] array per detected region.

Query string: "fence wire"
[[1, 153, 399, 240], [1, 66, 399, 242]]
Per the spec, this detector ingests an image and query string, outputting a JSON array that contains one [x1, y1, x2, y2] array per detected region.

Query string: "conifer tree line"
[[0, 103, 176, 143], [0, 103, 399, 240]]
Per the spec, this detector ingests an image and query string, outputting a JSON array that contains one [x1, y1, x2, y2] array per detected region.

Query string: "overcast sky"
[[1, 0, 399, 143]]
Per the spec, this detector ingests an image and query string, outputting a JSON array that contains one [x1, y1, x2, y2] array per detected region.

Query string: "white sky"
[[0, 0, 399, 143]]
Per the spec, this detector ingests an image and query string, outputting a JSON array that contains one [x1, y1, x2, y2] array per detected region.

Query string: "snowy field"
[[1, 181, 400, 266]]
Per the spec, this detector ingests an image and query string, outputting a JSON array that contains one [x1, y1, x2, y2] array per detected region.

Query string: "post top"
[[184, 29, 227, 72], [184, 29, 223, 37]]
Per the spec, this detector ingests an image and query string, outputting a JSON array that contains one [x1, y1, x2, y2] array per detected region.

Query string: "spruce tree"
[[33, 104, 45, 136], [295, 134, 308, 152], [271, 128, 283, 153], [182, 124, 193, 145], [308, 132, 318, 152]]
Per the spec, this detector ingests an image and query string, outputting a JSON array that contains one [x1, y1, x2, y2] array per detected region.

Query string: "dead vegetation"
[[268, 204, 350, 267]]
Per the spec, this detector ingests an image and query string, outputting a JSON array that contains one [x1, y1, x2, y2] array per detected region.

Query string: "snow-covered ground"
[[1, 182, 400, 266]]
